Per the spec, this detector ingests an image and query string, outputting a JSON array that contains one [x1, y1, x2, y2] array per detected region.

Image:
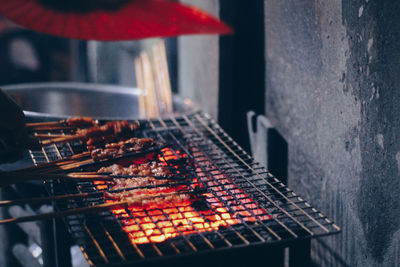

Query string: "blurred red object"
[[0, 0, 232, 41]]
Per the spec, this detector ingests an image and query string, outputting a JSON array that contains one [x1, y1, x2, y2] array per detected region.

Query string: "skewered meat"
[[90, 137, 158, 161], [99, 161, 174, 193], [77, 120, 139, 139], [66, 117, 97, 127], [110, 177, 170, 191], [26, 116, 97, 129], [86, 135, 115, 150], [98, 161, 169, 176], [36, 120, 140, 146], [105, 188, 192, 209], [100, 161, 192, 208]]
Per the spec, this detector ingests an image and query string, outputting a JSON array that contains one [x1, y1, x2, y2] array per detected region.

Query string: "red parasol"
[[0, 0, 232, 41]]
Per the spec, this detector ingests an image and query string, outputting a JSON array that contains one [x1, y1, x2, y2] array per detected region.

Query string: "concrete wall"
[[265, 0, 400, 266], [178, 0, 220, 119]]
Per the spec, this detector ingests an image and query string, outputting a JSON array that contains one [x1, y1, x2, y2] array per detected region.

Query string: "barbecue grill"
[[24, 111, 340, 266]]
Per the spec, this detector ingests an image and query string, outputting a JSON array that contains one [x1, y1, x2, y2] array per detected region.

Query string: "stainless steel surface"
[[2, 82, 197, 120]]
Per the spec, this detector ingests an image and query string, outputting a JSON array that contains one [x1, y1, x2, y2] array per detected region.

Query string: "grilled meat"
[[77, 120, 139, 139], [109, 177, 170, 191], [99, 162, 172, 192], [105, 188, 192, 209], [90, 137, 157, 161], [66, 117, 97, 127], [97, 161, 169, 176]]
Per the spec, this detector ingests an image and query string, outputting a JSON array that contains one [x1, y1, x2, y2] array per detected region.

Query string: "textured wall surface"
[[265, 0, 400, 266], [178, 0, 220, 119]]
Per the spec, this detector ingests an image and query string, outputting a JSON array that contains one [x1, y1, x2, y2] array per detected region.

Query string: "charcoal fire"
[[20, 114, 339, 266]]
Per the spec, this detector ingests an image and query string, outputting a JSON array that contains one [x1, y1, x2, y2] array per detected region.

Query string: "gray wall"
[[178, 0, 220, 119], [265, 0, 400, 266]]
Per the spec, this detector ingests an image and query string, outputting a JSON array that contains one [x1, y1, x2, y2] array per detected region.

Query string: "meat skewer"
[[0, 171, 115, 187], [41, 120, 140, 145], [69, 172, 187, 180], [34, 133, 68, 139], [89, 137, 159, 161], [0, 190, 200, 225], [26, 117, 98, 129], [0, 149, 173, 186], [6, 118, 206, 225], [0, 180, 190, 207], [31, 126, 82, 132], [11, 151, 92, 174], [40, 147, 164, 173], [8, 144, 162, 177], [97, 160, 170, 176]]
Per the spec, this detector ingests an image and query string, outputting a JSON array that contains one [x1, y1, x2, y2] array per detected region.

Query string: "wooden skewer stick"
[[39, 158, 95, 173], [0, 192, 95, 207], [153, 41, 173, 114], [31, 126, 79, 131], [25, 121, 63, 128], [41, 134, 85, 146], [151, 43, 165, 115], [26, 118, 97, 128], [12, 152, 91, 173], [0, 171, 113, 187], [135, 57, 147, 118], [0, 191, 195, 225], [160, 41, 173, 114], [34, 134, 71, 139], [0, 201, 129, 224], [141, 51, 160, 117]]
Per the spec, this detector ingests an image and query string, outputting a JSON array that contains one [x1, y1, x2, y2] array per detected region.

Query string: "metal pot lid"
[[2, 82, 198, 120]]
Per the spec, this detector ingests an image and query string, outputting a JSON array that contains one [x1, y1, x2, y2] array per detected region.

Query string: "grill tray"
[[29, 111, 340, 266]]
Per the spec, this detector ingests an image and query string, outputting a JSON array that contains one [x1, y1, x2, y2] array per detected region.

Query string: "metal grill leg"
[[289, 239, 311, 267], [40, 220, 56, 267], [54, 218, 72, 267], [40, 219, 72, 267]]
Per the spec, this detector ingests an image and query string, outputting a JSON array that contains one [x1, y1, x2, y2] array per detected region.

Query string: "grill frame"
[[28, 111, 340, 266]]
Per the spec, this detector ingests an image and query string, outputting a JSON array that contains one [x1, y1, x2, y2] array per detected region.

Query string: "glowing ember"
[[94, 148, 271, 245]]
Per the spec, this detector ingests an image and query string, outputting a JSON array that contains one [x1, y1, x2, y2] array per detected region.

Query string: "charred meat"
[[66, 117, 98, 127], [97, 161, 169, 176], [90, 137, 158, 161], [77, 120, 139, 139], [105, 188, 192, 209]]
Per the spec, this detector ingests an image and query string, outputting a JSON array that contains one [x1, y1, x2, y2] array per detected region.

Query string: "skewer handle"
[[0, 192, 93, 207], [34, 134, 70, 139], [0, 201, 129, 225], [41, 134, 84, 145], [25, 121, 63, 128], [12, 151, 91, 173], [0, 172, 112, 187]]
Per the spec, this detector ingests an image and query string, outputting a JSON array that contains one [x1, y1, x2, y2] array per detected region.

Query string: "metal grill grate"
[[28, 111, 340, 266]]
